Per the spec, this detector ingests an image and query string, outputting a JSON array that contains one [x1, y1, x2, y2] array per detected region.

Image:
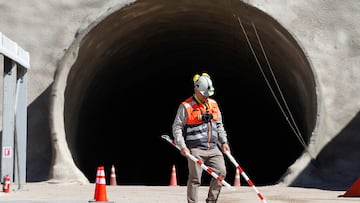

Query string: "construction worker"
[[172, 72, 230, 203]]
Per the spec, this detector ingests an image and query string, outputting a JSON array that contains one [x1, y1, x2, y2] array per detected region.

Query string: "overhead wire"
[[251, 22, 311, 154], [236, 17, 314, 159]]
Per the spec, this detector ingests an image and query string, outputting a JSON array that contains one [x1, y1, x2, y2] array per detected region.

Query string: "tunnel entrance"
[[62, 0, 317, 186]]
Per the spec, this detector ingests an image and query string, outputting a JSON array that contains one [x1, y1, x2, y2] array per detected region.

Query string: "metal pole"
[[14, 66, 27, 189], [1, 59, 16, 181]]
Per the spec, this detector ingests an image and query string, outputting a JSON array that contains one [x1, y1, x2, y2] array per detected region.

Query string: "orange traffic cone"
[[109, 165, 117, 186], [234, 168, 241, 187], [89, 166, 112, 202], [339, 177, 360, 197], [169, 165, 178, 186]]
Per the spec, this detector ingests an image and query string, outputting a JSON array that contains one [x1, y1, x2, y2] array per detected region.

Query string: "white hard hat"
[[194, 74, 215, 96]]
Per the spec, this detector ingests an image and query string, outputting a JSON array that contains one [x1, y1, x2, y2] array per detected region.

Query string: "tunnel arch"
[[51, 0, 318, 186]]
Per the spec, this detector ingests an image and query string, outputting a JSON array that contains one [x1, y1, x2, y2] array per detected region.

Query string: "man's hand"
[[180, 147, 190, 157], [221, 143, 230, 153]]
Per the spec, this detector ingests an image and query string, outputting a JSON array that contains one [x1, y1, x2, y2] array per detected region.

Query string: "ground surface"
[[0, 182, 358, 203]]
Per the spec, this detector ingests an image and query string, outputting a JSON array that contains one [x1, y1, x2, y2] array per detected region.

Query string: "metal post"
[[1, 58, 16, 181], [14, 66, 27, 187]]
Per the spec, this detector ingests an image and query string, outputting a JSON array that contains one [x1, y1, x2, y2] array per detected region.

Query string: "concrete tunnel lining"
[[50, 1, 318, 186]]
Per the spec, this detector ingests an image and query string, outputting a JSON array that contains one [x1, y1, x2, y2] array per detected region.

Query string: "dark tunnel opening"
[[63, 1, 317, 186]]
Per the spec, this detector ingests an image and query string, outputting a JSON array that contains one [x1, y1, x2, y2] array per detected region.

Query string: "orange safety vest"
[[182, 97, 219, 124], [181, 96, 220, 149]]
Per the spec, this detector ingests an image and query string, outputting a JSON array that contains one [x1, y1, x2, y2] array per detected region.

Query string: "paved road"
[[0, 182, 358, 203]]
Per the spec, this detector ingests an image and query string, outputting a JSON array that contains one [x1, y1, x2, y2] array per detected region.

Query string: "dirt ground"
[[0, 182, 358, 203]]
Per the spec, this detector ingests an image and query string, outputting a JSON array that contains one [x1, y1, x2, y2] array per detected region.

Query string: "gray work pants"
[[187, 147, 226, 203]]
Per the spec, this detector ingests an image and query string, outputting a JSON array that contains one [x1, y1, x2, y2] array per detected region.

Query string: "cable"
[[236, 17, 314, 159]]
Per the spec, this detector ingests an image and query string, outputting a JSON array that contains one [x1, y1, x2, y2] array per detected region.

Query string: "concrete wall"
[[0, 0, 359, 188], [251, 0, 360, 188]]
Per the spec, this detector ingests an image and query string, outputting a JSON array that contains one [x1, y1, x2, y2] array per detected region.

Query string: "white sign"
[[3, 146, 12, 158]]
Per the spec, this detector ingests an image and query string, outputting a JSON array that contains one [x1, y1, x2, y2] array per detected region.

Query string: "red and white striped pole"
[[161, 135, 233, 189], [224, 151, 268, 203]]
